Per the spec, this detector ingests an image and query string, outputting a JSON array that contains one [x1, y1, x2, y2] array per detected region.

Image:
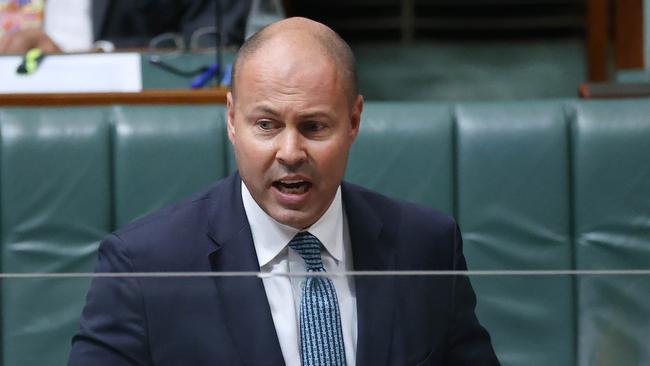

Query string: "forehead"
[[234, 39, 347, 110]]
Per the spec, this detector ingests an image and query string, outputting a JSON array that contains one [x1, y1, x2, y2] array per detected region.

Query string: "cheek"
[[234, 133, 275, 175], [314, 141, 351, 181]]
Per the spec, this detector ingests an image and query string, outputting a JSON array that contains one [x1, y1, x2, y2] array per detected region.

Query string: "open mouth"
[[273, 179, 312, 194]]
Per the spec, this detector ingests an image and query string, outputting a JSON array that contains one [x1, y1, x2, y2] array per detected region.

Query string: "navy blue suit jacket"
[[69, 173, 499, 365]]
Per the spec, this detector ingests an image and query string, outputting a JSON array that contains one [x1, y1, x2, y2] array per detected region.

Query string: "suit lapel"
[[342, 183, 397, 366], [205, 174, 284, 366]]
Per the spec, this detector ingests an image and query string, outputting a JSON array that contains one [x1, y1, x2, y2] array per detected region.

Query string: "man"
[[69, 17, 499, 366], [0, 0, 249, 53]]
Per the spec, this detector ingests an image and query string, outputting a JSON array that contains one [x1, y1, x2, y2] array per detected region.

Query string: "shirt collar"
[[241, 182, 344, 268]]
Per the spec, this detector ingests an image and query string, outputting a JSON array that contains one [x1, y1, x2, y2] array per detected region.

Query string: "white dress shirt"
[[44, 0, 93, 52], [242, 182, 357, 366]]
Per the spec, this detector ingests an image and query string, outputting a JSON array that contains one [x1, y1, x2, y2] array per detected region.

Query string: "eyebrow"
[[248, 105, 280, 117], [298, 111, 335, 120], [247, 105, 335, 121]]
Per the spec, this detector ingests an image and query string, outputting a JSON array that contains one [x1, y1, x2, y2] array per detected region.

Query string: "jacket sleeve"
[[68, 234, 151, 366], [444, 226, 501, 366]]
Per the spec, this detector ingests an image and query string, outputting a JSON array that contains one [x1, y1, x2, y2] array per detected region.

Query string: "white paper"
[[0, 53, 142, 93]]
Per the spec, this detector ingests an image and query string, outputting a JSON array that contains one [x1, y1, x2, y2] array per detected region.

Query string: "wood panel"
[[579, 81, 650, 98], [586, 0, 610, 82], [615, 0, 645, 69], [0, 88, 228, 106]]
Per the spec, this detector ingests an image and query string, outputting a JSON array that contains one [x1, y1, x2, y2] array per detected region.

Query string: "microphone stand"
[[215, 0, 223, 85]]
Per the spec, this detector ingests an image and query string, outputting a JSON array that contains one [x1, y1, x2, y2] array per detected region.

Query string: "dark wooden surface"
[[579, 82, 650, 98], [0, 88, 228, 106], [586, 0, 610, 82], [615, 0, 645, 69]]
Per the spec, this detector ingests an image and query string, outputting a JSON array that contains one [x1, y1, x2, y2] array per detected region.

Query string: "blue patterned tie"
[[289, 231, 347, 366]]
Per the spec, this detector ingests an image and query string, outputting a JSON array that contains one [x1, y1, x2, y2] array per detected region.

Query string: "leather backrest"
[[347, 102, 454, 214], [0, 107, 112, 366], [1, 100, 649, 366], [0, 105, 229, 366], [573, 100, 650, 366], [455, 101, 574, 366], [112, 105, 227, 226]]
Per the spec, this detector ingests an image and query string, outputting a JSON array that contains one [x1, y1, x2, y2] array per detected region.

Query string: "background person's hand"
[[0, 28, 61, 54]]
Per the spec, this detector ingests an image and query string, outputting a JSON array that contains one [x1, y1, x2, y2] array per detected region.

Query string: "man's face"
[[227, 45, 363, 229]]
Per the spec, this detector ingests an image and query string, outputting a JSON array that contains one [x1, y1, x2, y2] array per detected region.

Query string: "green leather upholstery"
[[0, 107, 111, 366], [0, 100, 648, 365], [112, 105, 227, 226], [456, 102, 574, 366], [573, 100, 650, 366], [0, 105, 228, 366], [347, 102, 454, 215]]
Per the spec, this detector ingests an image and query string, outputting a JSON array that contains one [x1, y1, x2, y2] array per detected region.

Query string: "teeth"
[[280, 185, 307, 194], [276, 180, 309, 194]]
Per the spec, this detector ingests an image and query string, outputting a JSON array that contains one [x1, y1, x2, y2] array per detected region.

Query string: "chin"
[[272, 210, 314, 230]]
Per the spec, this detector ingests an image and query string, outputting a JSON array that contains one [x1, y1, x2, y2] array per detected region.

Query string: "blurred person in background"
[[0, 0, 250, 53]]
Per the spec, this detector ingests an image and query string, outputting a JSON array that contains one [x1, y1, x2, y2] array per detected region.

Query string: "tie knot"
[[288, 231, 324, 271]]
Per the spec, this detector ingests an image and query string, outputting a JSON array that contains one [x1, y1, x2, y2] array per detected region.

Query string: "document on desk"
[[0, 53, 142, 93]]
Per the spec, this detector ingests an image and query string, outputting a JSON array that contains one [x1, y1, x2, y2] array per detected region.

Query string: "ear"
[[349, 94, 364, 141], [226, 91, 236, 145]]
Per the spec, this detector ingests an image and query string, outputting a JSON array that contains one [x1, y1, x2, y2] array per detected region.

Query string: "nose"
[[276, 129, 307, 168]]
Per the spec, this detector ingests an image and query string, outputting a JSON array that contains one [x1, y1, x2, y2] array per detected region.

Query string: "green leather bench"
[[0, 100, 648, 366]]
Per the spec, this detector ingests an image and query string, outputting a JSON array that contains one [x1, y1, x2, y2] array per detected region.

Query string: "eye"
[[256, 120, 276, 130], [302, 121, 326, 133]]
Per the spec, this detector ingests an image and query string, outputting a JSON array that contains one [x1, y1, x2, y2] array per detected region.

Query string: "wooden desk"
[[579, 82, 650, 99], [586, 0, 645, 82], [0, 88, 228, 106]]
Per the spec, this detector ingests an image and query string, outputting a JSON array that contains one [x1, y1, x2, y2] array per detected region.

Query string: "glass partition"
[[2, 270, 649, 366]]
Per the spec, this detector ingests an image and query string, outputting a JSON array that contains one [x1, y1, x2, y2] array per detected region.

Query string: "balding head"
[[231, 17, 358, 105], [225, 17, 364, 230]]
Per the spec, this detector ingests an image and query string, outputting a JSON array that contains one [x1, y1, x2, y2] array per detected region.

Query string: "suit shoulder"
[[343, 181, 456, 231], [111, 174, 236, 248], [114, 182, 218, 237], [99, 176, 238, 271], [343, 182, 459, 269]]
